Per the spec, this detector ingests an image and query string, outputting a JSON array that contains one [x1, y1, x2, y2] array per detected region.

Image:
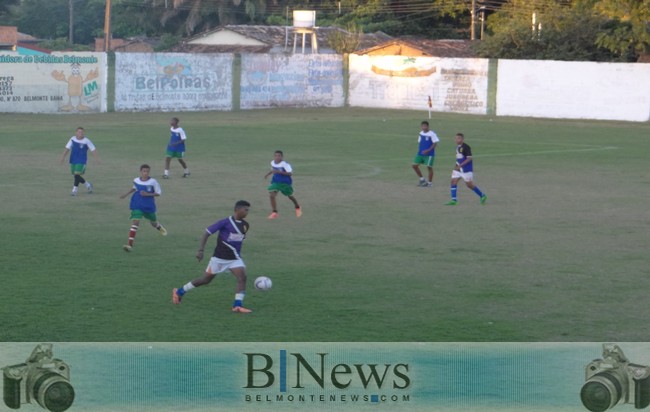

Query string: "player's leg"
[[123, 218, 140, 251], [230, 266, 251, 313], [465, 177, 487, 204], [446, 176, 461, 205], [172, 271, 217, 304], [288, 195, 302, 217], [268, 190, 279, 219], [426, 166, 434, 187], [163, 155, 171, 178], [147, 213, 167, 236], [178, 158, 190, 177]]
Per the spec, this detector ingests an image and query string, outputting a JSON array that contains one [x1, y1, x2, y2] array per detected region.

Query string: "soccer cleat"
[[232, 306, 252, 313], [123, 244, 133, 252], [158, 225, 168, 236], [425, 182, 433, 188], [87, 182, 93, 193], [162, 175, 169, 179], [172, 288, 182, 305], [268, 212, 279, 219], [418, 180, 427, 187], [182, 172, 191, 178], [70, 190, 77, 196], [445, 200, 458, 206], [480, 195, 488, 205], [295, 207, 302, 218]]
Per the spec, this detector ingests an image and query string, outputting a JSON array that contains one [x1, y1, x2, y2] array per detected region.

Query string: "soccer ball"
[[254, 276, 272, 290]]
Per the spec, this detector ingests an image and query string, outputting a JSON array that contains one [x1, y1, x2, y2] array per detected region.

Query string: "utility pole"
[[69, 0, 73, 44], [104, 0, 111, 52], [470, 0, 476, 40]]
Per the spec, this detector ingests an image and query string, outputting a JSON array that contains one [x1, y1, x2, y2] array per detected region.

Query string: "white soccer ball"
[[254, 276, 272, 290]]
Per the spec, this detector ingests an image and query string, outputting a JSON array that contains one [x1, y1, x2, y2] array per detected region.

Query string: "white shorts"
[[206, 257, 245, 275], [452, 170, 474, 182]]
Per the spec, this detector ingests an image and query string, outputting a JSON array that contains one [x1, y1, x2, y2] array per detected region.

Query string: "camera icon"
[[581, 343, 650, 411], [2, 343, 75, 412]]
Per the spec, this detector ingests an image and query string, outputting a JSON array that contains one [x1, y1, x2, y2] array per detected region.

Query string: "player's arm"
[[91, 149, 101, 165], [196, 231, 211, 261], [457, 155, 472, 170], [422, 141, 436, 155], [59, 148, 70, 164], [264, 170, 273, 179], [120, 188, 136, 199]]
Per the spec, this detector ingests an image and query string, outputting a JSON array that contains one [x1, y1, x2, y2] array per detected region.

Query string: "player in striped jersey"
[[60, 127, 100, 196], [445, 133, 487, 206], [120, 164, 167, 252], [172, 200, 253, 313]]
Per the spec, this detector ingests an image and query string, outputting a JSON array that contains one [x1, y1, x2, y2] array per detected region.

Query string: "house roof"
[[355, 38, 476, 58], [174, 25, 392, 53]]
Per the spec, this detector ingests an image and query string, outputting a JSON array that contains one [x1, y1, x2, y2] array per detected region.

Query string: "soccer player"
[[264, 150, 301, 219], [163, 117, 190, 179], [60, 127, 100, 196], [120, 164, 167, 252], [412, 120, 439, 187], [445, 133, 487, 205], [172, 200, 252, 313]]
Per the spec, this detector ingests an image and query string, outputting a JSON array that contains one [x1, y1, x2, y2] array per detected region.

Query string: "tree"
[[0, 0, 20, 22], [591, 0, 650, 59], [475, 0, 623, 61]]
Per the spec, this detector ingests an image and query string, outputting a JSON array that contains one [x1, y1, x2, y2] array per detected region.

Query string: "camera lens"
[[581, 372, 623, 412], [32, 372, 75, 412]]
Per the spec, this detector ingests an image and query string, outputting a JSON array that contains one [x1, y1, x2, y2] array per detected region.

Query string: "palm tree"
[[166, 0, 269, 35]]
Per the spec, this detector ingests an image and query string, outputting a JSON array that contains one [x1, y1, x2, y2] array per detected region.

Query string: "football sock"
[[164, 170, 169, 176], [78, 175, 86, 184], [233, 292, 245, 307], [155, 223, 162, 230], [85, 181, 91, 189], [451, 185, 458, 201], [73, 175, 81, 186], [473, 187, 484, 197], [184, 168, 189, 173], [177, 282, 195, 297], [71, 186, 78, 193], [127, 225, 138, 246]]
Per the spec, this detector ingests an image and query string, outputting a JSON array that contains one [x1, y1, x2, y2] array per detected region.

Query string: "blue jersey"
[[455, 143, 473, 173], [270, 160, 293, 185], [129, 177, 161, 213], [417, 131, 439, 156], [65, 137, 96, 165], [206, 216, 249, 260], [167, 127, 187, 152]]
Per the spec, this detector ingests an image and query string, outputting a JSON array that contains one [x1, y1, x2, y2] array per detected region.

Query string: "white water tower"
[[292, 10, 318, 54]]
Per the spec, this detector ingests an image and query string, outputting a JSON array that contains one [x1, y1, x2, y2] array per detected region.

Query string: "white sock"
[[235, 292, 245, 301], [85, 182, 91, 188], [184, 168, 189, 173], [164, 170, 169, 176], [183, 282, 195, 293], [72, 186, 78, 192]]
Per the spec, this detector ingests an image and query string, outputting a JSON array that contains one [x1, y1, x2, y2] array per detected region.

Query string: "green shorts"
[[70, 164, 86, 175], [166, 150, 184, 158], [130, 209, 158, 221], [268, 183, 294, 196], [413, 155, 434, 167]]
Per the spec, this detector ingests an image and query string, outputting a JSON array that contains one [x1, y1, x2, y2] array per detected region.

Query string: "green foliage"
[[37, 37, 92, 51], [476, 0, 624, 61], [326, 23, 362, 53], [592, 0, 650, 58], [154, 33, 182, 51]]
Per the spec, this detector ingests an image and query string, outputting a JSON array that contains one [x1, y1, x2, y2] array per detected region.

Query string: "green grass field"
[[1, 108, 648, 342]]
